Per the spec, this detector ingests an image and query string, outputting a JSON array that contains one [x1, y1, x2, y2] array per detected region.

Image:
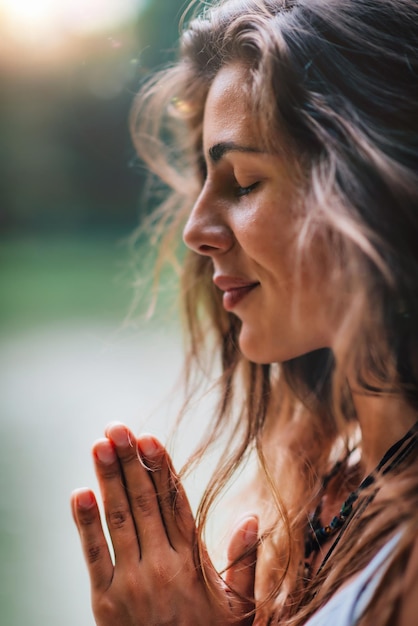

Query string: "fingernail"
[[74, 489, 95, 510], [108, 424, 132, 448], [95, 439, 116, 464], [138, 435, 159, 458], [243, 518, 258, 546]]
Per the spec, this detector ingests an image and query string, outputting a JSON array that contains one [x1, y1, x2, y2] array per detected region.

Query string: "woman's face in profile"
[[183, 63, 340, 364]]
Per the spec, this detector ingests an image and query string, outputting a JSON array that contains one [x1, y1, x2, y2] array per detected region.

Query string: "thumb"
[[224, 515, 258, 618]]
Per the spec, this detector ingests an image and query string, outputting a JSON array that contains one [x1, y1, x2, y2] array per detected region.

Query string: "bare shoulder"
[[396, 534, 418, 626]]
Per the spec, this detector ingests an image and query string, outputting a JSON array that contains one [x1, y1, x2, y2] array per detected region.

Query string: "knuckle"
[[87, 544, 102, 564], [94, 595, 119, 622], [107, 507, 130, 530], [161, 487, 178, 512], [100, 466, 122, 481], [78, 508, 97, 526], [132, 491, 156, 517]]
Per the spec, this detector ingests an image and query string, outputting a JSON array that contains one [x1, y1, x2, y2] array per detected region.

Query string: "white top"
[[305, 533, 401, 626]]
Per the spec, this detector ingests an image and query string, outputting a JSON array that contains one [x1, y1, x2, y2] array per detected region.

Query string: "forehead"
[[203, 63, 257, 150]]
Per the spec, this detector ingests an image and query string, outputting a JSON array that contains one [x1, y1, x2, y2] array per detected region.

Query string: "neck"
[[350, 388, 417, 476]]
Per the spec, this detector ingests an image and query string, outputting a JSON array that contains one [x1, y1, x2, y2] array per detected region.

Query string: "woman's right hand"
[[71, 423, 259, 625]]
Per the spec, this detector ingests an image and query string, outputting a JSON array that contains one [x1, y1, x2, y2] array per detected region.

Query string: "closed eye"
[[236, 181, 260, 197]]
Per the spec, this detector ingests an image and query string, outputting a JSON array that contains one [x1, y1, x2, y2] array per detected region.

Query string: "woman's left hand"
[[71, 422, 258, 625]]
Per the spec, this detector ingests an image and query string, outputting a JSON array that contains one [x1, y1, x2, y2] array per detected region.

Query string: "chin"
[[238, 331, 287, 365], [238, 328, 328, 365]]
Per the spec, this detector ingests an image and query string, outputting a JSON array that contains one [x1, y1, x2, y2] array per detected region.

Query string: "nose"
[[183, 189, 234, 256]]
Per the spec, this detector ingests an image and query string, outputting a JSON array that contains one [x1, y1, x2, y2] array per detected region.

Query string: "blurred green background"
[[0, 2, 209, 625], [1, 0, 189, 331]]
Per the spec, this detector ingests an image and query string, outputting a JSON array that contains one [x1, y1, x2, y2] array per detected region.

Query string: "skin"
[[72, 424, 258, 626], [183, 64, 338, 365], [72, 63, 418, 624]]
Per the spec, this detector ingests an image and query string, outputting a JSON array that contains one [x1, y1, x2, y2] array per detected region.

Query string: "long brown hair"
[[130, 0, 418, 623]]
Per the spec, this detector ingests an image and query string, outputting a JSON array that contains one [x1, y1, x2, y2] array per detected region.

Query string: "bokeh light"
[[0, 0, 150, 40]]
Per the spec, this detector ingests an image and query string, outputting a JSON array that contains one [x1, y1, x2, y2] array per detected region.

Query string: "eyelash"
[[235, 181, 259, 197], [196, 155, 259, 198]]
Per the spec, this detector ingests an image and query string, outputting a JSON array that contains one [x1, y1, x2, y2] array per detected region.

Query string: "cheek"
[[233, 207, 258, 238], [234, 202, 298, 263]]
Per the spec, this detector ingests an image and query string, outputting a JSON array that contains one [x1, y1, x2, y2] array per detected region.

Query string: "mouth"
[[213, 275, 260, 311]]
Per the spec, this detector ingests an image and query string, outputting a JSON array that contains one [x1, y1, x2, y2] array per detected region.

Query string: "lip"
[[213, 275, 260, 311]]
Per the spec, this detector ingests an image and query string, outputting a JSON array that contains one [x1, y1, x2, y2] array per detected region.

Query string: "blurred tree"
[[0, 0, 191, 237], [135, 0, 190, 69]]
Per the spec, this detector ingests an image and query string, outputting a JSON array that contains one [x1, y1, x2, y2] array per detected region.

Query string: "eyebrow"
[[208, 141, 264, 163]]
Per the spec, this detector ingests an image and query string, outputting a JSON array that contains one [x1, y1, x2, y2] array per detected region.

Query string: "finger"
[[137, 434, 196, 551], [224, 516, 258, 617], [71, 488, 114, 592], [93, 437, 141, 565], [105, 424, 170, 557]]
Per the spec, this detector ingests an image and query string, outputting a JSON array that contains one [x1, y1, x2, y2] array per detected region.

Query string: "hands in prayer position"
[[71, 423, 258, 626]]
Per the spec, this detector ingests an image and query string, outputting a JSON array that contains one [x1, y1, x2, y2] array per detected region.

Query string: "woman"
[[71, 0, 418, 624]]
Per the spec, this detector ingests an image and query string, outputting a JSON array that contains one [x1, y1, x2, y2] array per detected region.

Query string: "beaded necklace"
[[304, 421, 418, 575]]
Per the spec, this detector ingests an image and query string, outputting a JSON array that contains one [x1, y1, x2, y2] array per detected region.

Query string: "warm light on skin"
[[183, 63, 340, 364], [0, 0, 149, 41]]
